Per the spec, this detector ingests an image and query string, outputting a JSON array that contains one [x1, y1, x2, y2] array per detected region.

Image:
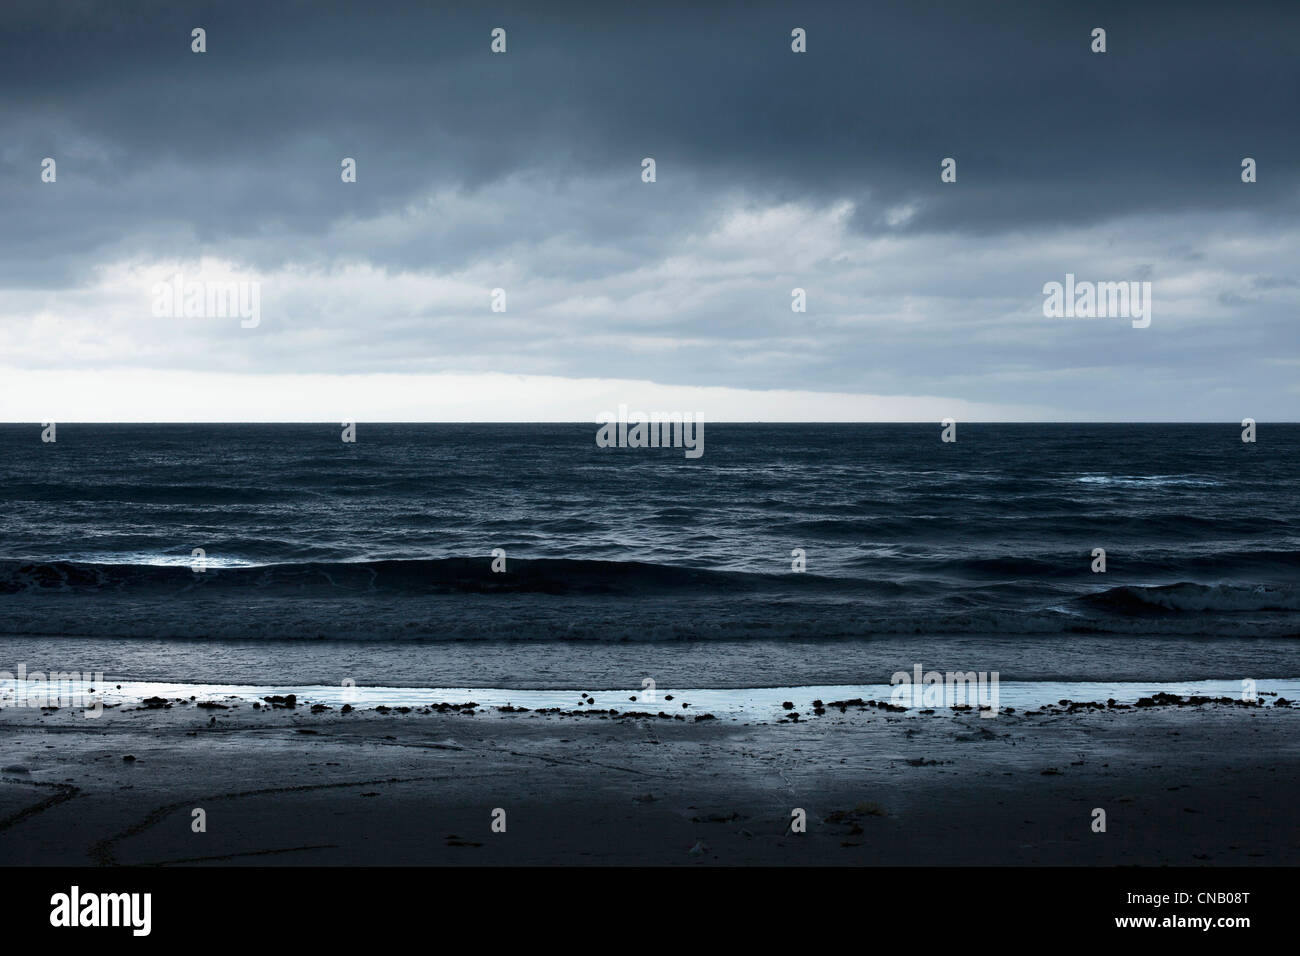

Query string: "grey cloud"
[[1, 0, 1298, 421], [4, 0, 1299, 275]]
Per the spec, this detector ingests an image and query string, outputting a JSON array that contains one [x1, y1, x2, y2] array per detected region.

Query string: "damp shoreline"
[[4, 676, 1297, 722]]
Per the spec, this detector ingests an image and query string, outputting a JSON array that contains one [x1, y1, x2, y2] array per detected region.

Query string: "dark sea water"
[[0, 424, 1296, 661]]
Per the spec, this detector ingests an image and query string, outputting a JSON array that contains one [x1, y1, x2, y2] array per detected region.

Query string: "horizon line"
[[3, 421, 1293, 427]]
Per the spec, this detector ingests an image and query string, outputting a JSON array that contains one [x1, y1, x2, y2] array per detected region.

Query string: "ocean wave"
[[0, 557, 859, 598], [2, 554, 1299, 642], [0, 598, 1295, 642], [1, 481, 307, 505], [1072, 474, 1223, 488], [1081, 582, 1300, 614]]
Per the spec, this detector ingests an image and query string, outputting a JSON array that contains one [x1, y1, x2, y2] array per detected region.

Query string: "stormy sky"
[[1, 0, 1297, 421]]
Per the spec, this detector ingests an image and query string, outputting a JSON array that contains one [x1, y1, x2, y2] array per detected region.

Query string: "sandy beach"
[[2, 691, 1296, 866]]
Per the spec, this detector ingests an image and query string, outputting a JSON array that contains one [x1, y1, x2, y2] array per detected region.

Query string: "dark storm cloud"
[[1, 0, 1297, 421], [3, 0, 1298, 283]]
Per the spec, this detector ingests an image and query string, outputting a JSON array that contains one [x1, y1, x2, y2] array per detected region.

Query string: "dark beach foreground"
[[2, 691, 1296, 866]]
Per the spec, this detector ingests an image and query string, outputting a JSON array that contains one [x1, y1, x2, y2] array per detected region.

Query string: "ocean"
[[1, 423, 1297, 687]]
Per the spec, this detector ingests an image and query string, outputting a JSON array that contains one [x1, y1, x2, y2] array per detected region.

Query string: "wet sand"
[[7, 633, 1300, 689], [1, 692, 1297, 866]]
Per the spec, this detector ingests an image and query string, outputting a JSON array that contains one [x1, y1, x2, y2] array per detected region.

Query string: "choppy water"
[[0, 423, 1296, 645]]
